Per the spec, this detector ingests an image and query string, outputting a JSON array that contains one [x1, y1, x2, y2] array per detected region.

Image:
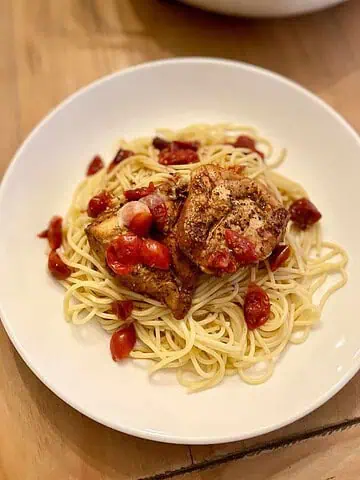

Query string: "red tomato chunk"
[[47, 216, 63, 250], [124, 182, 155, 201], [107, 234, 142, 269], [48, 250, 72, 280], [289, 198, 322, 230], [106, 234, 171, 274], [152, 137, 171, 151], [38, 216, 63, 249], [128, 211, 153, 237], [111, 300, 133, 321], [110, 323, 136, 361], [268, 244, 291, 272], [108, 148, 134, 172], [172, 140, 199, 151], [233, 135, 264, 160], [152, 137, 199, 152], [86, 155, 104, 176], [244, 283, 270, 330], [37, 229, 48, 239], [158, 148, 199, 166], [141, 193, 168, 231], [225, 230, 257, 265], [207, 250, 237, 274], [234, 135, 257, 150], [140, 239, 170, 270], [87, 191, 112, 218], [106, 246, 133, 276]]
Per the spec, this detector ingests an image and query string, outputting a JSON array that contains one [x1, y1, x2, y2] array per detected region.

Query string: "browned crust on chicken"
[[177, 165, 289, 272], [156, 180, 189, 234], [112, 264, 192, 320], [85, 180, 197, 319], [86, 207, 122, 262]]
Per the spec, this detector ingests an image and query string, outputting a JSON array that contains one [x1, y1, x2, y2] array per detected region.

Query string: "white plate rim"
[[1, 57, 359, 445]]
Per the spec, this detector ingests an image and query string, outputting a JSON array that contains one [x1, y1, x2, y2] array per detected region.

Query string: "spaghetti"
[[59, 124, 348, 392]]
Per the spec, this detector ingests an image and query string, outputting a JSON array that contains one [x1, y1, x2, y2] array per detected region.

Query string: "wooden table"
[[1, 1, 360, 478]]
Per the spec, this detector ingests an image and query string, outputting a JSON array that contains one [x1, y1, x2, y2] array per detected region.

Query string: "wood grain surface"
[[1, 0, 360, 479]]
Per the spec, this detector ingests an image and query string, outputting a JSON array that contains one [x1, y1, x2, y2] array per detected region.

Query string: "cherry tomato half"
[[268, 244, 291, 272], [111, 300, 134, 320], [128, 211, 153, 237], [48, 216, 63, 250], [244, 283, 270, 330], [140, 239, 170, 270], [86, 155, 104, 176], [289, 198, 322, 230], [110, 323, 136, 361], [48, 250, 72, 280], [225, 229, 257, 265]]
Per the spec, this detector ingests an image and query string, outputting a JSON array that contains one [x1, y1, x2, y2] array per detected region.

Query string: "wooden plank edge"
[[139, 417, 360, 480]]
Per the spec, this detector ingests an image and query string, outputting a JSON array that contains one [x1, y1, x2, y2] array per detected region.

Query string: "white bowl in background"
[[180, 0, 348, 17], [0, 58, 359, 444]]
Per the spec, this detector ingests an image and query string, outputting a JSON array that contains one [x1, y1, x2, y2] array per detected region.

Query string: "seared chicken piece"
[[177, 165, 289, 273], [155, 180, 189, 234], [86, 180, 197, 319], [155, 180, 197, 291]]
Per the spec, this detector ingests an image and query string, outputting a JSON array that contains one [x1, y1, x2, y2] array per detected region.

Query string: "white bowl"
[[0, 58, 359, 444], [180, 0, 347, 17]]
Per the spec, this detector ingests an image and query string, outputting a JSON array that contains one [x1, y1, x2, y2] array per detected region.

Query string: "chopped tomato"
[[152, 137, 199, 152], [244, 283, 270, 330], [172, 140, 199, 151], [48, 216, 63, 250], [106, 234, 142, 275], [106, 246, 133, 276], [111, 300, 133, 320], [158, 148, 199, 166], [107, 235, 170, 273], [207, 250, 237, 274], [48, 250, 72, 280], [141, 193, 167, 231], [152, 137, 171, 151], [234, 135, 257, 150], [268, 244, 291, 272], [111, 234, 142, 265], [225, 230, 257, 265], [289, 198, 322, 230], [37, 229, 48, 239], [124, 182, 155, 201], [110, 323, 136, 361], [118, 201, 150, 228], [38, 216, 63, 248], [233, 135, 264, 160], [86, 155, 104, 176], [87, 191, 112, 218], [108, 148, 134, 172], [140, 239, 170, 270], [128, 211, 153, 237]]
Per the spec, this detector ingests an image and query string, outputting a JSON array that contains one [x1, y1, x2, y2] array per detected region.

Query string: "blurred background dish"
[[179, 0, 348, 17]]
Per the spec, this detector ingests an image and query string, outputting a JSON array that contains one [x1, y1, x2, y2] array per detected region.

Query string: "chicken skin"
[[177, 165, 289, 274]]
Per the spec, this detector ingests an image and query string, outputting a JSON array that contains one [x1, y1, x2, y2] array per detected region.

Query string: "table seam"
[[139, 416, 360, 480]]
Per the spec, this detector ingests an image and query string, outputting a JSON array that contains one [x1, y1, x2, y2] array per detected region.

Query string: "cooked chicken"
[[86, 180, 197, 319], [177, 165, 289, 274], [155, 180, 189, 234], [155, 180, 196, 291]]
